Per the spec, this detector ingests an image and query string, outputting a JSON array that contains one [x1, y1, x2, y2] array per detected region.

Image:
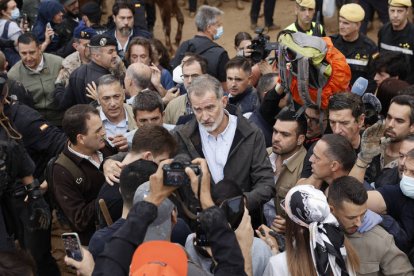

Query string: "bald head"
[[125, 63, 152, 96]]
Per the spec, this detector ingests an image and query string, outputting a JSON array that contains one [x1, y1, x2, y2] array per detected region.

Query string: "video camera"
[[163, 154, 200, 186], [249, 27, 279, 64]]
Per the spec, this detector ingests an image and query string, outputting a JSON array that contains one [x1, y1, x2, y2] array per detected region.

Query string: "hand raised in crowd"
[[162, 85, 180, 105], [257, 60, 274, 75], [359, 121, 390, 165], [86, 81, 98, 101], [149, 64, 162, 87], [108, 134, 128, 152], [256, 224, 279, 255], [235, 208, 254, 276], [64, 247, 94, 276], [186, 158, 214, 210], [103, 159, 124, 185], [271, 215, 286, 234], [145, 159, 178, 206]]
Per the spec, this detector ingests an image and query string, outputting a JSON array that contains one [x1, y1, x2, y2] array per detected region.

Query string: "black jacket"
[[92, 202, 246, 275], [54, 61, 111, 110]]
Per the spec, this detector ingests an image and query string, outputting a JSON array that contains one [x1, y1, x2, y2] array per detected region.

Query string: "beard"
[[119, 27, 132, 36], [198, 110, 224, 133]]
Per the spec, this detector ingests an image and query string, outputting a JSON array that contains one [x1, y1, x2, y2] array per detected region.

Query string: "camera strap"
[[171, 192, 197, 220]]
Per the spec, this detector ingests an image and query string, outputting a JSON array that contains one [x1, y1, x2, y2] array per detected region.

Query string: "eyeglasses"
[[181, 74, 200, 80], [304, 113, 327, 125]]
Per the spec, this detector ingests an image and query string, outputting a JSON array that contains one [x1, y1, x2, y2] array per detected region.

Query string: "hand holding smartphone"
[[62, 232, 83, 261]]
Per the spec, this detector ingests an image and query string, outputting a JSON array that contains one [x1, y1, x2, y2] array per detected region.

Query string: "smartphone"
[[195, 208, 209, 247], [61, 232, 83, 261], [46, 22, 54, 40], [220, 195, 244, 230]]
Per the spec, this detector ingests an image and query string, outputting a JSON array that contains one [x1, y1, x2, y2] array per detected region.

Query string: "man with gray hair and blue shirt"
[[170, 5, 229, 89]]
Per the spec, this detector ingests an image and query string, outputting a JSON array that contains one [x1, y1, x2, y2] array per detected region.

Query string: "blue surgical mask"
[[400, 173, 414, 199], [213, 26, 224, 40], [11, 8, 20, 20]]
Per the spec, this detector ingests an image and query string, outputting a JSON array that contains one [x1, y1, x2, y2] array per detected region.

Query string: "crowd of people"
[[0, 0, 414, 275]]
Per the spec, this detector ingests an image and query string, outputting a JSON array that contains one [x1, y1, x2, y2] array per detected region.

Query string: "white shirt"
[[199, 111, 237, 184], [99, 108, 129, 138], [68, 144, 103, 169]]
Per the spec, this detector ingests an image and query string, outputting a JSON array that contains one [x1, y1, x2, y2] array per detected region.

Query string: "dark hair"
[[373, 52, 410, 80], [132, 90, 164, 116], [328, 176, 368, 209], [328, 92, 365, 121], [320, 134, 356, 173], [182, 54, 208, 75], [131, 124, 177, 156], [376, 78, 410, 117], [256, 73, 278, 101], [97, 74, 121, 88], [234, 31, 252, 47], [112, 0, 134, 16], [150, 38, 171, 71], [17, 32, 39, 46], [119, 159, 158, 207], [125, 37, 152, 65], [0, 0, 12, 14], [390, 94, 414, 125], [225, 56, 252, 75], [0, 249, 36, 276], [275, 108, 307, 136], [62, 104, 99, 145], [212, 179, 243, 206]]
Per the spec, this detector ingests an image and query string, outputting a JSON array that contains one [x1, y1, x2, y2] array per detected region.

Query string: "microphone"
[[351, 77, 368, 96]]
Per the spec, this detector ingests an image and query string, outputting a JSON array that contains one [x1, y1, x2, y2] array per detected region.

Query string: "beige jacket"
[[348, 225, 414, 276]]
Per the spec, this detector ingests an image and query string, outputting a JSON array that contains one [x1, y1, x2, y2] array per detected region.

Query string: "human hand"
[[271, 215, 286, 233], [258, 60, 274, 75], [358, 209, 383, 233], [162, 86, 179, 105], [359, 121, 389, 164], [103, 159, 124, 185], [186, 158, 213, 209], [86, 81, 98, 101], [108, 135, 128, 152], [146, 159, 178, 206], [235, 208, 254, 250], [256, 224, 279, 254], [44, 25, 54, 44], [26, 180, 51, 231], [64, 247, 94, 276], [150, 63, 162, 88]]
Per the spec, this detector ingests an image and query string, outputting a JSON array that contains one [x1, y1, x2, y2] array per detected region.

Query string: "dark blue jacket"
[[32, 1, 65, 53]]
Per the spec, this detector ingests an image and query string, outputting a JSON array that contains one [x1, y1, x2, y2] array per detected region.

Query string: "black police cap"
[[88, 34, 117, 48]]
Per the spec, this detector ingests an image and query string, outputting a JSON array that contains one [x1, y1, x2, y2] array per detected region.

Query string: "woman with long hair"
[[259, 185, 359, 276]]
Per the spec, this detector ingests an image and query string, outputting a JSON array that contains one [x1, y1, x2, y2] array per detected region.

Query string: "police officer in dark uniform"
[[0, 75, 54, 274], [378, 0, 414, 84], [54, 33, 119, 110], [331, 3, 378, 93], [284, 0, 325, 37]]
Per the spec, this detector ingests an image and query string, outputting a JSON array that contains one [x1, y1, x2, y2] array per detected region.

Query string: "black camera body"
[[249, 27, 279, 64], [163, 155, 200, 186]]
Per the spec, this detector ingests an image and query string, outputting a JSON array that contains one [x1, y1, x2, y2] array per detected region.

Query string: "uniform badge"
[[99, 38, 107, 46]]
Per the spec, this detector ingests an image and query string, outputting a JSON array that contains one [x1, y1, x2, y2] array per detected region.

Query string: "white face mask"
[[400, 173, 414, 199], [213, 26, 224, 40], [11, 8, 20, 20], [172, 64, 183, 84]]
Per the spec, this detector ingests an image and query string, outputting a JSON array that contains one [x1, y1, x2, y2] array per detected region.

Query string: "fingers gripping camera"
[[162, 154, 201, 186]]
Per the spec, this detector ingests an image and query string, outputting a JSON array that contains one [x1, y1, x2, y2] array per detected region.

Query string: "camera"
[[163, 154, 200, 186], [249, 27, 279, 64]]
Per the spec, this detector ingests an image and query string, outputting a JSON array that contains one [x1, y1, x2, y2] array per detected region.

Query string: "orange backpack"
[[278, 32, 351, 110]]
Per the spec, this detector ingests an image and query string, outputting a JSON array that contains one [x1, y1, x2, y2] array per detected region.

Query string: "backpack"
[[1, 21, 21, 68], [45, 152, 86, 224], [277, 31, 351, 111]]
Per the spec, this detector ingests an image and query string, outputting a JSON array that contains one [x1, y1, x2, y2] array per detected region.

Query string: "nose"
[[355, 216, 363, 228], [331, 123, 342, 135], [200, 110, 209, 122], [309, 153, 315, 163]]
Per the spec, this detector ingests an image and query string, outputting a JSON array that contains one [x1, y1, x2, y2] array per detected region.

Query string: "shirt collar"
[[26, 55, 45, 73], [68, 143, 103, 168], [99, 106, 128, 125]]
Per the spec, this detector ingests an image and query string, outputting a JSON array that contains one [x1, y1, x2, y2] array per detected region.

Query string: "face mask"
[[213, 26, 224, 40], [172, 64, 183, 84], [11, 8, 20, 20], [400, 173, 414, 199]]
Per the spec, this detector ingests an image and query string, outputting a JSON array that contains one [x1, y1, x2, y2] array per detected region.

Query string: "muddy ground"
[[152, 0, 382, 59]]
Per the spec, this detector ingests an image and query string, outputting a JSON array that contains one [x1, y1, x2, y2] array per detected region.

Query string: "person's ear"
[[331, 160, 340, 172], [142, 151, 154, 161], [221, 95, 228, 107], [297, 134, 305, 146], [357, 114, 365, 129]]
